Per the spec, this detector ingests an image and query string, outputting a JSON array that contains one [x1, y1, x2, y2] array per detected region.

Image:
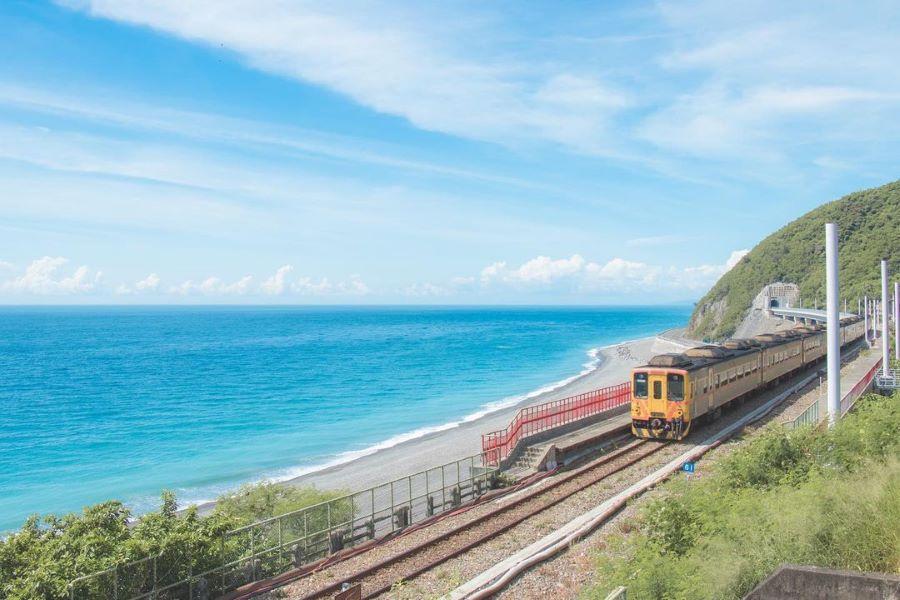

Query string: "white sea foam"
[[257, 341, 626, 485], [168, 337, 647, 511]]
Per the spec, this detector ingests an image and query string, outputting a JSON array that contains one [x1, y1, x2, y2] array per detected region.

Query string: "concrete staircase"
[[509, 444, 549, 474]]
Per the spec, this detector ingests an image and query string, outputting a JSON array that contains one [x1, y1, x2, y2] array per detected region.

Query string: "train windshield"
[[667, 374, 684, 401], [634, 372, 648, 398]]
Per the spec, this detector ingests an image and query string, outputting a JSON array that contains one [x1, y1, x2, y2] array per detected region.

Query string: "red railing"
[[481, 382, 631, 465], [840, 357, 882, 415]]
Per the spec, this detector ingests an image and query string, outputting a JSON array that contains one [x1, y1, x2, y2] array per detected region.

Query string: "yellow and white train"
[[631, 317, 865, 440]]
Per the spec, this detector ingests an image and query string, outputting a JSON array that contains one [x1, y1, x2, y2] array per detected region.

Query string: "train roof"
[[639, 320, 841, 371]]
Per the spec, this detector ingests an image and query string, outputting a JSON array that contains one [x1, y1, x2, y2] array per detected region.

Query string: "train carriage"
[[798, 325, 826, 364], [758, 331, 804, 385], [631, 316, 864, 440]]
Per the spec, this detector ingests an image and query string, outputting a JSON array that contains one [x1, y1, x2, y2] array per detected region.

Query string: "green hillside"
[[688, 180, 900, 341]]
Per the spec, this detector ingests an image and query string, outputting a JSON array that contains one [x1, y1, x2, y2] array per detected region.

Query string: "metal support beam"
[[825, 223, 841, 426], [882, 260, 890, 370]]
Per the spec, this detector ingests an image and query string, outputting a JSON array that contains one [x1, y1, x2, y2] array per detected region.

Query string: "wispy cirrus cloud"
[[58, 0, 900, 174], [59, 1, 631, 154]]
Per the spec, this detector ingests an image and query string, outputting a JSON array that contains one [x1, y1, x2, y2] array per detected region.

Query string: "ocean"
[[0, 305, 690, 531]]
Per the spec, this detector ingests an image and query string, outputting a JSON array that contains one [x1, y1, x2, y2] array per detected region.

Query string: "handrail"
[[482, 382, 631, 464], [787, 356, 883, 429], [841, 357, 882, 415]]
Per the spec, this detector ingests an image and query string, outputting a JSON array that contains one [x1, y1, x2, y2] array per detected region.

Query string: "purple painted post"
[[882, 260, 890, 371], [895, 281, 899, 363]]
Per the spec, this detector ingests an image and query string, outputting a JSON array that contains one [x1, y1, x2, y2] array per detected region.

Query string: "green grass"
[[582, 391, 900, 600], [0, 482, 347, 600], [688, 180, 900, 340]]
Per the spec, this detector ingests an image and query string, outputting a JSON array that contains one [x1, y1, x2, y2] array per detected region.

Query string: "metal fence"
[[481, 382, 631, 465], [787, 397, 820, 429], [787, 357, 883, 429], [68, 452, 498, 600], [841, 358, 882, 415]]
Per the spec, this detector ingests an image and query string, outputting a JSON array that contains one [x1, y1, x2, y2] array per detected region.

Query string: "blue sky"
[[1, 0, 898, 304]]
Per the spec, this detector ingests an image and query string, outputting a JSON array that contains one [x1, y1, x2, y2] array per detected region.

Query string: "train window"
[[653, 380, 662, 400], [634, 373, 648, 398], [715, 374, 720, 388], [667, 374, 684, 401]]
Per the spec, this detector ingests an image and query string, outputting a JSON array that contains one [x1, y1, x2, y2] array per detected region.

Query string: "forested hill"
[[688, 180, 900, 341]]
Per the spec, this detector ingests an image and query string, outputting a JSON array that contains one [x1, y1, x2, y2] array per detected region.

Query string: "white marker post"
[[864, 296, 869, 344], [825, 223, 841, 426], [882, 260, 890, 371]]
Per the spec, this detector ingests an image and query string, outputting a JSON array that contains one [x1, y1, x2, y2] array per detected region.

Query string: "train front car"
[[631, 356, 691, 440]]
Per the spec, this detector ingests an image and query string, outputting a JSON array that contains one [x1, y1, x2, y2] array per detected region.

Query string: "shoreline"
[[196, 331, 695, 511]]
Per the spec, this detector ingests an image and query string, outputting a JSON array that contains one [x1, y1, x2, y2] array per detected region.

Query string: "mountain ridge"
[[688, 180, 900, 340]]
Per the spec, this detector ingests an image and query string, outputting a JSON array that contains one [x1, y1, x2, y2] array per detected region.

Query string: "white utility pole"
[[825, 223, 841, 425], [882, 260, 890, 371]]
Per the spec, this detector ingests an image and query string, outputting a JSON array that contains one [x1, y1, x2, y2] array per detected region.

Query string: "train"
[[630, 316, 866, 440]]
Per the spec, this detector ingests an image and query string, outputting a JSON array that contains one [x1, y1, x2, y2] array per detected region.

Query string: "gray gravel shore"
[[278, 335, 691, 496]]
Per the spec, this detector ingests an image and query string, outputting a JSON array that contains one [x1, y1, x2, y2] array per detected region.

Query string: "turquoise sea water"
[[0, 305, 690, 531]]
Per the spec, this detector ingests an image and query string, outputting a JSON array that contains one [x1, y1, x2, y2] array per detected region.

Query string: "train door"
[[648, 372, 667, 416]]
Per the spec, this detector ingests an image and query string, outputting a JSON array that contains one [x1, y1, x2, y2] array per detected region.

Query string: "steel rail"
[[227, 435, 663, 599]]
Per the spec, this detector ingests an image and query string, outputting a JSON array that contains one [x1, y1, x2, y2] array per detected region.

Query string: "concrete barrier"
[[744, 564, 900, 599]]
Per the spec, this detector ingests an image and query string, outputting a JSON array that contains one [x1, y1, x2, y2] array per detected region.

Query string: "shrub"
[[583, 391, 900, 600], [0, 482, 346, 600]]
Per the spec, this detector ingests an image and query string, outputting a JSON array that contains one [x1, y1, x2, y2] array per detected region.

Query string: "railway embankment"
[[546, 387, 900, 600]]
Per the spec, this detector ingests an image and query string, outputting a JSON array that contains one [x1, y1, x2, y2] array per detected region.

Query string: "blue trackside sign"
[[682, 461, 696, 473]]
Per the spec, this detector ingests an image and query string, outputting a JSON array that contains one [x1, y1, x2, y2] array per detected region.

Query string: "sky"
[[1, 1, 898, 304]]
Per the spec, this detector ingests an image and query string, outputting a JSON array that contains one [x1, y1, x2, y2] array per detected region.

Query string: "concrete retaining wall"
[[745, 564, 900, 599]]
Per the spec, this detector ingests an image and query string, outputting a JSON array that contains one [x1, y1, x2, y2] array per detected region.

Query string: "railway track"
[[238, 343, 869, 600], [261, 437, 666, 600]]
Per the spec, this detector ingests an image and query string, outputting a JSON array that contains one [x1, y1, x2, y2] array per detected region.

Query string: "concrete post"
[[825, 223, 841, 426], [882, 260, 890, 371], [864, 296, 869, 343]]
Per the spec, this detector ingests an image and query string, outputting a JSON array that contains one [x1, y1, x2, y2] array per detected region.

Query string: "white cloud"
[[135, 273, 161, 292], [0, 256, 100, 295], [116, 273, 162, 295], [169, 275, 254, 296], [290, 275, 370, 296], [725, 249, 749, 271], [0, 260, 14, 271], [480, 254, 588, 285], [62, 1, 629, 151], [641, 2, 900, 159], [260, 265, 293, 295], [473, 250, 748, 295]]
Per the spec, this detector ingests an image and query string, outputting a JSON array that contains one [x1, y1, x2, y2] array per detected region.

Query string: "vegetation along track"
[[238, 437, 665, 600]]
